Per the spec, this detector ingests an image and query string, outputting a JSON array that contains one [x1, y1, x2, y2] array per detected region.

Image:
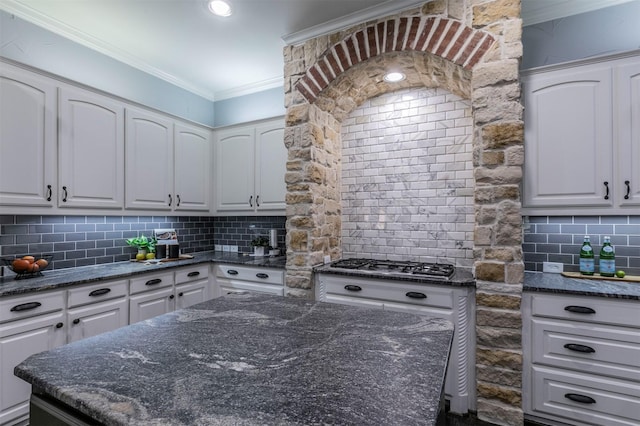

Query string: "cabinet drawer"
[[215, 265, 284, 285], [67, 279, 128, 308], [531, 318, 640, 381], [531, 365, 640, 426], [320, 275, 453, 309], [219, 281, 284, 296], [529, 293, 639, 328], [175, 265, 209, 284], [0, 291, 65, 323], [129, 271, 174, 295]]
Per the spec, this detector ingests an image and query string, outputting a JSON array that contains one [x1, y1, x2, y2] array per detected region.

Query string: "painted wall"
[[521, 0, 640, 69], [214, 87, 285, 128]]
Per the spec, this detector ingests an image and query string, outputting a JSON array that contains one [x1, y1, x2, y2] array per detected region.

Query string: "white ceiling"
[[0, 0, 634, 101]]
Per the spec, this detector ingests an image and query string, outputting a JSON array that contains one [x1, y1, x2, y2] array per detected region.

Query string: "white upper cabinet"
[[174, 122, 211, 211], [522, 52, 640, 215], [215, 118, 286, 214], [616, 59, 640, 207], [58, 86, 125, 209], [125, 108, 174, 210], [0, 63, 57, 207]]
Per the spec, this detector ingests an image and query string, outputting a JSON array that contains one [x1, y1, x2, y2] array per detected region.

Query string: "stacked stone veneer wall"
[[283, 1, 524, 424]]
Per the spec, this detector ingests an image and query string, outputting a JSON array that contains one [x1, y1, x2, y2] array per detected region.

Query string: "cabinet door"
[[255, 121, 286, 211], [616, 58, 640, 207], [129, 288, 174, 324], [0, 64, 56, 207], [523, 65, 613, 207], [0, 311, 66, 425], [175, 281, 209, 310], [125, 108, 174, 210], [58, 86, 124, 208], [67, 298, 129, 343], [174, 122, 211, 211], [216, 126, 255, 211]]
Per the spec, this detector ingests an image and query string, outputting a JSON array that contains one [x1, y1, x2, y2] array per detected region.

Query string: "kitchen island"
[[15, 293, 453, 425]]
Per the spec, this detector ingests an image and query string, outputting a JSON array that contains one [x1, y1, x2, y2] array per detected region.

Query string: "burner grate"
[[330, 258, 455, 278]]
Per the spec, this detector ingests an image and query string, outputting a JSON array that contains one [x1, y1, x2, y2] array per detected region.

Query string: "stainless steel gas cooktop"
[[330, 258, 455, 278]]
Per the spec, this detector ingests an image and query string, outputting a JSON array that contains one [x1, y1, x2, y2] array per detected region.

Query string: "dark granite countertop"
[[0, 251, 286, 298], [313, 262, 475, 287], [524, 271, 640, 300], [15, 293, 453, 426]]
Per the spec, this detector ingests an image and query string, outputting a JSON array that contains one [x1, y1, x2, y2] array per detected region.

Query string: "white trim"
[[282, 0, 424, 45], [213, 77, 284, 101]]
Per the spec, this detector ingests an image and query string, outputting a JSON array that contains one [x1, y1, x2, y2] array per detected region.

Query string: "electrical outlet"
[[230, 245, 238, 252], [543, 262, 563, 274], [222, 245, 230, 252], [324, 255, 331, 264], [215, 245, 222, 251]]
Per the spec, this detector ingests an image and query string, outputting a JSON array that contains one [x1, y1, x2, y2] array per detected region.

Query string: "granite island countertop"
[[15, 293, 454, 426], [0, 251, 286, 298]]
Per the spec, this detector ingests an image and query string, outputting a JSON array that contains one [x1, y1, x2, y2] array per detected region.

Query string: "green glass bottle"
[[579, 236, 594, 275], [599, 236, 615, 277]]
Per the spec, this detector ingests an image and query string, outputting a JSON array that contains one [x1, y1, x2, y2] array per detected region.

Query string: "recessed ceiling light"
[[208, 0, 232, 17], [383, 72, 406, 83]]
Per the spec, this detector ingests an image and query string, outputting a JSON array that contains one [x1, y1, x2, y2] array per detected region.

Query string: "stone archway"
[[284, 2, 524, 424]]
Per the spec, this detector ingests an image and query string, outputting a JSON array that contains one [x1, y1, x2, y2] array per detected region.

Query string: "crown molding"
[[522, 0, 636, 26], [282, 0, 424, 45], [214, 76, 284, 101], [0, 0, 218, 101]]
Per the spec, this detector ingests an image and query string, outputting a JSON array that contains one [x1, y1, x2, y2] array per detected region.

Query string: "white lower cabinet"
[[315, 274, 476, 415], [0, 292, 66, 426], [523, 292, 640, 426], [214, 264, 285, 296], [175, 265, 210, 309], [67, 279, 129, 343]]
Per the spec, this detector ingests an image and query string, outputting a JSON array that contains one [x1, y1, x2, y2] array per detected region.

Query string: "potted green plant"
[[126, 235, 156, 260], [250, 235, 270, 256]]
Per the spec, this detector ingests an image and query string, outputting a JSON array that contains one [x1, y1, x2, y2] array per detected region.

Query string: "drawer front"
[[531, 318, 640, 381], [67, 279, 128, 308], [530, 293, 639, 327], [175, 265, 209, 284], [0, 291, 65, 323], [215, 265, 284, 286], [129, 271, 174, 295], [531, 366, 640, 426], [219, 281, 285, 296], [320, 275, 453, 309]]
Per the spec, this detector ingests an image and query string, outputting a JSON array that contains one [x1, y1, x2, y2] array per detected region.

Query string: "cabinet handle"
[[344, 285, 362, 292], [603, 181, 609, 200], [256, 195, 260, 207], [169, 294, 175, 299], [178, 292, 184, 297], [564, 393, 596, 404], [177, 194, 181, 207], [249, 195, 253, 207], [10, 301, 42, 312], [564, 305, 596, 314], [227, 269, 239, 275], [46, 184, 52, 201], [187, 271, 200, 277], [89, 288, 111, 297], [563, 343, 595, 353], [256, 273, 269, 279], [62, 186, 68, 202], [406, 291, 427, 299], [624, 180, 631, 200], [145, 278, 162, 286], [55, 322, 64, 329], [168, 194, 172, 206], [72, 319, 80, 325]]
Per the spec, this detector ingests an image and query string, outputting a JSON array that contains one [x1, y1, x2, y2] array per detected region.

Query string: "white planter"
[[253, 246, 265, 256]]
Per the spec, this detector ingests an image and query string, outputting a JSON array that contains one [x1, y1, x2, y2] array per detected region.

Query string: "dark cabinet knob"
[[564, 393, 596, 404], [227, 270, 239, 275], [72, 319, 80, 325], [256, 273, 269, 279], [89, 288, 111, 297], [10, 302, 42, 312], [624, 180, 631, 200], [406, 291, 427, 299], [178, 292, 184, 297], [169, 294, 175, 299], [187, 271, 200, 277], [145, 279, 162, 286], [344, 285, 362, 292], [564, 305, 596, 314], [55, 322, 64, 329], [62, 186, 68, 202], [46, 184, 52, 201], [603, 181, 609, 200]]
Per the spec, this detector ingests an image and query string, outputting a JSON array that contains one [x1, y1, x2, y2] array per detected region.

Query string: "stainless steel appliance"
[[330, 258, 455, 278]]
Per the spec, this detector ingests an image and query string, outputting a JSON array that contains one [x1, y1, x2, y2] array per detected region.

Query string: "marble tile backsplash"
[[0, 215, 285, 272], [340, 87, 474, 266], [523, 215, 640, 275]]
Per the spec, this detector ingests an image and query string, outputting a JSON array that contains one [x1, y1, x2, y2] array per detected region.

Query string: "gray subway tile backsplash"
[[1, 215, 286, 273], [524, 215, 640, 275]]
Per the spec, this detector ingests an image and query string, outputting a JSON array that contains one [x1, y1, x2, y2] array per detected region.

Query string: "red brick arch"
[[295, 16, 495, 103]]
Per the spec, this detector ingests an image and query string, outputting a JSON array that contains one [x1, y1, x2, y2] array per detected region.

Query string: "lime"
[[615, 270, 626, 278]]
